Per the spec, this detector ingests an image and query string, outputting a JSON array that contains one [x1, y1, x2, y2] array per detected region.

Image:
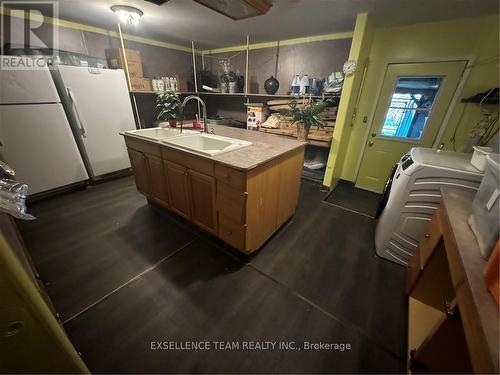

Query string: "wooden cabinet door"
[[128, 149, 151, 195], [148, 155, 169, 205], [164, 161, 191, 219], [188, 169, 217, 234]]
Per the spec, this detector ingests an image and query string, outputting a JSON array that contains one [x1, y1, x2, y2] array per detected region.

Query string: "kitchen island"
[[122, 125, 305, 253]]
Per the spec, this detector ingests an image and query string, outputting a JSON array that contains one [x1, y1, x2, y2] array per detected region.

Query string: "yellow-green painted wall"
[[323, 13, 374, 187], [325, 14, 499, 187]]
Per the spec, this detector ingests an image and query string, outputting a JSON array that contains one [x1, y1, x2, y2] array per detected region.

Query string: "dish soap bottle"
[[291, 75, 300, 95], [300, 74, 310, 95]]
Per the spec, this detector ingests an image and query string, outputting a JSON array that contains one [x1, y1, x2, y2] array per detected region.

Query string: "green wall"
[[325, 14, 499, 186], [323, 13, 374, 187]]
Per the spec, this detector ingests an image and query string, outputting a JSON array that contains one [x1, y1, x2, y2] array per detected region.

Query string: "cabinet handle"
[[424, 233, 430, 238], [444, 300, 457, 316]]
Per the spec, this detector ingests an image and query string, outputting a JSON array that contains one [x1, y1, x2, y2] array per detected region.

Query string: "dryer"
[[375, 147, 483, 266]]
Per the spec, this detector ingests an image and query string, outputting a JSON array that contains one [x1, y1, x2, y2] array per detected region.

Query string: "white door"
[[355, 61, 467, 193], [0, 56, 60, 104], [57, 66, 135, 176], [0, 104, 89, 195]]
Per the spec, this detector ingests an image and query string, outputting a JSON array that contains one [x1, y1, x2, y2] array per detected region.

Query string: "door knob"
[[368, 141, 374, 147]]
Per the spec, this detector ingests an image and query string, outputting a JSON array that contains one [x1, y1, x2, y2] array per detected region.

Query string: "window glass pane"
[[380, 76, 443, 140]]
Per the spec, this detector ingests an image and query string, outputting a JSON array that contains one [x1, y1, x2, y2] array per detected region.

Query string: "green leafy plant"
[[288, 99, 328, 128], [156, 91, 182, 122], [228, 71, 237, 83], [218, 70, 229, 85]]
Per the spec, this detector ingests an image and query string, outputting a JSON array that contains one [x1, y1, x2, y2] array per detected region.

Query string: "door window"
[[380, 76, 443, 141]]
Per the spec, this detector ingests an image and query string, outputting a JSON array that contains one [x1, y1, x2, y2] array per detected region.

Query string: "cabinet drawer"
[[418, 213, 443, 269], [125, 136, 161, 157], [216, 183, 247, 224], [215, 164, 246, 190], [162, 147, 214, 176], [218, 215, 246, 251]]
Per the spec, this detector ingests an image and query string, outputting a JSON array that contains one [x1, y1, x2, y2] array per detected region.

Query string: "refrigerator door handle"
[[66, 86, 87, 138]]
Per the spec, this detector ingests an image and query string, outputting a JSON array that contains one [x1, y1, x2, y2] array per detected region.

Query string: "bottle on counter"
[[300, 74, 310, 95], [291, 75, 300, 95], [163, 77, 171, 91], [157, 77, 165, 92]]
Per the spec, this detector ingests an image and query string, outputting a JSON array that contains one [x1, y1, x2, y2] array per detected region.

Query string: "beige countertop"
[[123, 125, 306, 171]]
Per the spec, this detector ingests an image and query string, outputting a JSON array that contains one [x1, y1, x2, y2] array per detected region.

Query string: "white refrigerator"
[[0, 58, 89, 195], [52, 65, 136, 179]]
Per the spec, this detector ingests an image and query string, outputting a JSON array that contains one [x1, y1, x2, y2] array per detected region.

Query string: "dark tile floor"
[[324, 180, 382, 218], [18, 176, 407, 374]]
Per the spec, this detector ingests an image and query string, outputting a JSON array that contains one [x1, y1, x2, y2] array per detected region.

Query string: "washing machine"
[[375, 147, 484, 266]]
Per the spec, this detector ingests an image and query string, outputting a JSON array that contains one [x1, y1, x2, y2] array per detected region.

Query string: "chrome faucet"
[[181, 95, 210, 134]]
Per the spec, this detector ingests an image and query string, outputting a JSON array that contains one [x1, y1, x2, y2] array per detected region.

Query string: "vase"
[[296, 122, 310, 142], [264, 75, 279, 95], [229, 81, 237, 93], [220, 82, 229, 93]]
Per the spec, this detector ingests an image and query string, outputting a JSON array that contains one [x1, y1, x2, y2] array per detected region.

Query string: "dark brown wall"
[[3, 15, 194, 83], [204, 38, 352, 95]]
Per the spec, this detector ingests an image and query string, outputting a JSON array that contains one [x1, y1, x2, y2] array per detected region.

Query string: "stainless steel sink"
[[162, 133, 252, 156], [125, 127, 199, 141]]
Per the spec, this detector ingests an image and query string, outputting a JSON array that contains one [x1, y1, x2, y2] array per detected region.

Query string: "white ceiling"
[[54, 0, 499, 48]]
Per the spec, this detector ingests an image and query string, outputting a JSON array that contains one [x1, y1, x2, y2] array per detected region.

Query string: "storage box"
[[105, 48, 143, 78], [129, 77, 152, 92], [468, 153, 500, 259], [174, 74, 188, 92], [246, 104, 267, 130]]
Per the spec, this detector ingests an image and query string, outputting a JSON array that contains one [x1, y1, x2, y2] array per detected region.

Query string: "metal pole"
[[192, 41, 198, 93], [117, 22, 141, 128], [245, 35, 249, 96], [117, 22, 131, 91], [191, 41, 201, 122]]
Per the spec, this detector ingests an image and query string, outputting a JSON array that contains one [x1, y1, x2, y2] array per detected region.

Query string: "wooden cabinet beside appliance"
[[407, 188, 499, 374], [124, 135, 304, 254]]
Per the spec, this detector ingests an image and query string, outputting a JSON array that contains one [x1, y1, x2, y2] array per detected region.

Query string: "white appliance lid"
[[410, 147, 482, 173], [0, 56, 60, 104]]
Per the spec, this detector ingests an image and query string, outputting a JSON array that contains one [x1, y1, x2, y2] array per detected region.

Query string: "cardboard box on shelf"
[[174, 74, 188, 92], [126, 60, 144, 78], [129, 77, 152, 92], [246, 104, 267, 130], [105, 48, 143, 77]]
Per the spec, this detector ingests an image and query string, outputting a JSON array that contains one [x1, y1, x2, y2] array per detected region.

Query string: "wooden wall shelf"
[[258, 127, 332, 148], [130, 90, 340, 100]]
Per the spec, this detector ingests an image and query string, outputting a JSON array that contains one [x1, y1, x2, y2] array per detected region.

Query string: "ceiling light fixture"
[[111, 5, 143, 25]]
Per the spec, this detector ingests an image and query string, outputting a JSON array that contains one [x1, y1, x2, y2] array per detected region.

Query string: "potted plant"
[[228, 71, 237, 93], [288, 98, 328, 141], [219, 71, 229, 93], [218, 59, 230, 93], [156, 90, 182, 127]]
